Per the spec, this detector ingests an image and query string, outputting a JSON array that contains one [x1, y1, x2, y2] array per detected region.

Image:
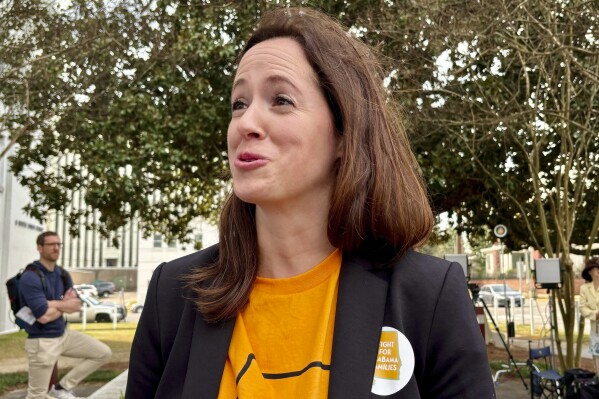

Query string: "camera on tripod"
[[456, 256, 528, 389]]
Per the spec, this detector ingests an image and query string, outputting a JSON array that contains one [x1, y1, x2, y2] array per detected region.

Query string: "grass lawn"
[[493, 320, 590, 343], [69, 322, 138, 355], [0, 322, 137, 361], [0, 322, 136, 394]]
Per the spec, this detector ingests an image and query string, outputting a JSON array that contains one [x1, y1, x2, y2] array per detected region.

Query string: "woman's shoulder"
[[580, 282, 594, 291], [352, 249, 457, 291], [147, 244, 219, 313], [383, 250, 466, 297], [391, 250, 454, 277], [155, 244, 219, 282]]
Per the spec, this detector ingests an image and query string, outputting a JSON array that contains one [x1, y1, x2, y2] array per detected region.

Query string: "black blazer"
[[126, 245, 495, 398]]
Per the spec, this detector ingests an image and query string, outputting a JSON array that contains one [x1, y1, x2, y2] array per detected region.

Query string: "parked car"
[[478, 284, 525, 307], [92, 280, 116, 297], [64, 295, 127, 323], [73, 284, 98, 297]]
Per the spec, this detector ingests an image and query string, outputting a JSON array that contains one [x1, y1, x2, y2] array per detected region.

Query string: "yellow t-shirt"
[[218, 249, 341, 398]]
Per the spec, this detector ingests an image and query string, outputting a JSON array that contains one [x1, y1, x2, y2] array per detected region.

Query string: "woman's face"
[[227, 37, 340, 209], [590, 267, 599, 281]]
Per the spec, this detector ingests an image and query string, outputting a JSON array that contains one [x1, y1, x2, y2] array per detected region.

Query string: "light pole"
[[493, 224, 508, 274]]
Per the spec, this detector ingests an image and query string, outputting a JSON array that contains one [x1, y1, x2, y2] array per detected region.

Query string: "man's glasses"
[[43, 243, 63, 247]]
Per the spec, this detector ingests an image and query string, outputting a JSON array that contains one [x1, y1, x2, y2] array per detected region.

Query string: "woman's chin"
[[233, 188, 266, 205]]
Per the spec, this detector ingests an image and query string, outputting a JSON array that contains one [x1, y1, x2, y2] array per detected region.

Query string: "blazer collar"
[[181, 252, 389, 399], [182, 312, 235, 398], [329, 253, 389, 399]]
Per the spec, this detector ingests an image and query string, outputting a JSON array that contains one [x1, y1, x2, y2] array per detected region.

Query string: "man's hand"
[[58, 294, 82, 313], [38, 290, 82, 324], [64, 288, 78, 299], [47, 289, 82, 314]]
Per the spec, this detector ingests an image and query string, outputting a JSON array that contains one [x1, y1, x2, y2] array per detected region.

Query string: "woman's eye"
[[231, 100, 246, 111], [274, 95, 294, 106]]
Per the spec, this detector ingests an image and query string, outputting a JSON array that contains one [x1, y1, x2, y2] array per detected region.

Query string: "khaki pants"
[[24, 329, 112, 399]]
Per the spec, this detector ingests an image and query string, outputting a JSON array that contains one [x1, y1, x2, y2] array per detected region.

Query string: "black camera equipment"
[[534, 258, 562, 368], [469, 283, 528, 390]]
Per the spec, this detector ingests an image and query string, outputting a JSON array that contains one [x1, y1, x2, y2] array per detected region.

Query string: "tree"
[[2, 0, 242, 241], [3, 0, 598, 369], [0, 0, 387, 242], [376, 0, 599, 369]]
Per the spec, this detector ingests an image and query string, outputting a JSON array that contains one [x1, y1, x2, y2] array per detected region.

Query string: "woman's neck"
[[255, 204, 335, 278]]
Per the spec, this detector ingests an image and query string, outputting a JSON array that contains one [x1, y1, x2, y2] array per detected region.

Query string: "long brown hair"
[[187, 7, 433, 323]]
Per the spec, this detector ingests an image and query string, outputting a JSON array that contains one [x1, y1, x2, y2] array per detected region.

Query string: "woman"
[[126, 7, 494, 398], [579, 257, 599, 374]]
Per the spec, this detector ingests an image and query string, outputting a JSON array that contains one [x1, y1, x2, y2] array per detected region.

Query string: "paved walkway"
[[87, 370, 128, 399], [0, 383, 103, 399], [495, 378, 530, 399], [0, 370, 525, 399], [0, 332, 589, 399], [0, 355, 129, 398]]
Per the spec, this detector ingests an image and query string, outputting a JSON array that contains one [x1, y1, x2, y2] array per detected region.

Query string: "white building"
[[0, 140, 46, 334], [136, 221, 219, 307], [48, 207, 219, 310], [0, 139, 220, 333], [480, 243, 531, 276], [480, 242, 591, 279]]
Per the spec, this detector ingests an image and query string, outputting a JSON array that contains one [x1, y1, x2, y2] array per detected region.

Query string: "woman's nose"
[[235, 103, 266, 139]]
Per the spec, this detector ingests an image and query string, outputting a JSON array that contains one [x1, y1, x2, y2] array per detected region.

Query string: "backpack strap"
[[24, 264, 47, 292], [57, 266, 71, 294], [24, 264, 70, 295]]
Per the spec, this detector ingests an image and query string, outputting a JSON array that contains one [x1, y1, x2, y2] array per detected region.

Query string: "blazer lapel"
[[329, 255, 389, 399], [182, 312, 235, 399]]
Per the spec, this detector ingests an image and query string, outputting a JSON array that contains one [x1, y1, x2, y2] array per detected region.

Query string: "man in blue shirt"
[[20, 232, 112, 399]]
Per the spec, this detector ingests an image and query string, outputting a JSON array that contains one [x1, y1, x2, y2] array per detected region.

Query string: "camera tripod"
[[470, 284, 528, 390]]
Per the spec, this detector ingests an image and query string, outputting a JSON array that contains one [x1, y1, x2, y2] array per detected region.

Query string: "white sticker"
[[371, 326, 415, 396]]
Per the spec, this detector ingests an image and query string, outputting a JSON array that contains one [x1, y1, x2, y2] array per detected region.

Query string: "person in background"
[[20, 232, 112, 399], [579, 257, 599, 374], [127, 7, 494, 398]]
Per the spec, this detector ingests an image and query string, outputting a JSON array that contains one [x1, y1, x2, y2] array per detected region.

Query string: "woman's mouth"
[[234, 152, 268, 170], [239, 153, 262, 162]]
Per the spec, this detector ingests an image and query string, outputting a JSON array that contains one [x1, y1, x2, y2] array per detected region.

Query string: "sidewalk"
[[0, 332, 588, 398], [491, 333, 595, 399], [88, 370, 128, 399], [0, 354, 129, 398], [495, 378, 530, 399], [0, 371, 128, 399], [492, 331, 593, 359], [0, 383, 103, 399], [0, 370, 524, 399]]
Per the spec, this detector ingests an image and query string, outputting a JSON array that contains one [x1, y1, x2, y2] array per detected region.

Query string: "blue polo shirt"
[[19, 261, 73, 338]]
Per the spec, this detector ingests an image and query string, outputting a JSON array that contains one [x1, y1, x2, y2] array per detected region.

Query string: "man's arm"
[[36, 306, 64, 324], [21, 274, 81, 325], [39, 288, 81, 324]]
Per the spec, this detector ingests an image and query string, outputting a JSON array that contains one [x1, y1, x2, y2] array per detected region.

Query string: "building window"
[[106, 258, 117, 267], [153, 234, 162, 248], [168, 239, 177, 248]]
